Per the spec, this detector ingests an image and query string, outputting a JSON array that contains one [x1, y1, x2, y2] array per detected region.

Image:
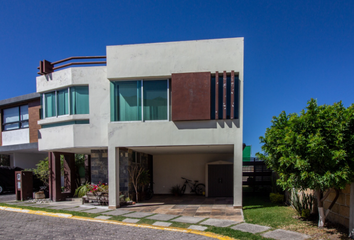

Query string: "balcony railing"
[[37, 56, 106, 75]]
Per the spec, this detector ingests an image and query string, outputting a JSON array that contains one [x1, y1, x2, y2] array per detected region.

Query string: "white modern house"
[[36, 38, 244, 208]]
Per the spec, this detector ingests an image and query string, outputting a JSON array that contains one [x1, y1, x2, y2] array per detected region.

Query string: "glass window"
[[57, 89, 69, 116], [2, 105, 29, 131], [45, 92, 56, 118], [113, 81, 141, 121], [57, 89, 68, 116], [111, 80, 168, 122], [3, 107, 19, 124], [143, 80, 168, 120], [42, 86, 89, 118], [70, 86, 89, 114], [20, 105, 29, 128]]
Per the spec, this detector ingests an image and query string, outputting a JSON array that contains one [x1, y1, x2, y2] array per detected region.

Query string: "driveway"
[[0, 193, 15, 202], [128, 195, 243, 222]]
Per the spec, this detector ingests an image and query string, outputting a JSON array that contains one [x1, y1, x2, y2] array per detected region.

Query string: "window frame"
[[2, 105, 29, 131], [112, 79, 170, 123], [42, 86, 89, 119]]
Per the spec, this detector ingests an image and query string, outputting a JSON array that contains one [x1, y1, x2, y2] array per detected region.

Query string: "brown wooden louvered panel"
[[171, 72, 211, 121]]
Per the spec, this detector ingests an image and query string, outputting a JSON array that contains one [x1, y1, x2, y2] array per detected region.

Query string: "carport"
[[129, 145, 234, 198]]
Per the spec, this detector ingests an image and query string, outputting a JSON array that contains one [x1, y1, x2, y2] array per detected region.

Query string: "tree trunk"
[[316, 189, 325, 228], [316, 188, 340, 228], [135, 189, 139, 203]]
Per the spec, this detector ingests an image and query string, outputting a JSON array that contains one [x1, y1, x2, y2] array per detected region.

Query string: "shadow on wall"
[[174, 119, 239, 130]]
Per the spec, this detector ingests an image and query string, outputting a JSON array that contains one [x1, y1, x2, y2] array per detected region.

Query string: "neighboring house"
[[36, 38, 244, 208], [0, 93, 47, 169]]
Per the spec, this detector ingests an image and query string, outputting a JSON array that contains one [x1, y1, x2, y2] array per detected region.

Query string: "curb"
[[0, 206, 236, 240]]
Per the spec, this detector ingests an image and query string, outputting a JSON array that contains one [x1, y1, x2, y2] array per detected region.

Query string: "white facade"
[[37, 67, 109, 152], [36, 38, 244, 208], [2, 129, 29, 146]]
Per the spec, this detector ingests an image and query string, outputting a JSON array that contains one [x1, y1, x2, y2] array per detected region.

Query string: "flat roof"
[[0, 92, 40, 107]]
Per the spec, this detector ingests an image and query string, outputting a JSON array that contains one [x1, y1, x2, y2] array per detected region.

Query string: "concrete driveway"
[[0, 193, 15, 202]]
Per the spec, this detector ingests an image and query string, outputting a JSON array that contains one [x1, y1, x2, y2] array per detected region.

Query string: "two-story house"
[[36, 37, 244, 208], [0, 93, 47, 170]]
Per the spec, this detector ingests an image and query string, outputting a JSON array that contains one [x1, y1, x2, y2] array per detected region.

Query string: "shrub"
[[291, 188, 314, 219], [170, 185, 182, 196], [269, 193, 284, 204]]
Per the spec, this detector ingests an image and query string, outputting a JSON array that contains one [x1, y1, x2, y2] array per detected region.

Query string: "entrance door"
[[208, 164, 233, 197]]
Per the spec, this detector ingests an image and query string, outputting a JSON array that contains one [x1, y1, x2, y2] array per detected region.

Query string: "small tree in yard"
[[257, 99, 354, 227], [128, 164, 144, 203]]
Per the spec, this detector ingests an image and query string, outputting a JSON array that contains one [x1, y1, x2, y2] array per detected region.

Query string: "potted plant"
[[170, 185, 181, 196]]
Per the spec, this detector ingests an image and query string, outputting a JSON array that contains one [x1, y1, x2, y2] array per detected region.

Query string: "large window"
[[42, 86, 89, 118], [111, 80, 169, 121], [2, 105, 29, 131]]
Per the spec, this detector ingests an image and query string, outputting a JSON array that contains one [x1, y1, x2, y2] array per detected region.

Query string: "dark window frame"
[[2, 105, 29, 132]]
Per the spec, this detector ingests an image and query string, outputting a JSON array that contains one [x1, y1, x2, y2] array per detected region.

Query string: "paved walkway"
[[1, 199, 311, 240], [128, 195, 243, 222]]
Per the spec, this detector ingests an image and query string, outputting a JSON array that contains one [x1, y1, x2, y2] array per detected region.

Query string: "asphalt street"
[[0, 210, 217, 240]]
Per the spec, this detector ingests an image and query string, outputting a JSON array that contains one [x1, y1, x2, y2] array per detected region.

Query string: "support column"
[[85, 155, 91, 183], [48, 152, 75, 201], [48, 152, 61, 201], [63, 153, 75, 194], [233, 143, 243, 208], [108, 147, 120, 209]]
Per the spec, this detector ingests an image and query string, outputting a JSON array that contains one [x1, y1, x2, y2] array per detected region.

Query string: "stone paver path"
[[122, 218, 140, 223], [2, 199, 315, 239], [262, 229, 310, 240], [123, 212, 155, 218], [64, 207, 94, 212], [83, 208, 111, 214], [153, 221, 172, 227], [102, 209, 132, 216], [147, 214, 178, 221], [200, 218, 238, 227], [172, 216, 205, 224], [231, 223, 271, 234]]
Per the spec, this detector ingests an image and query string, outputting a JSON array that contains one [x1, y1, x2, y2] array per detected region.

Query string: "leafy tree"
[[256, 99, 354, 227]]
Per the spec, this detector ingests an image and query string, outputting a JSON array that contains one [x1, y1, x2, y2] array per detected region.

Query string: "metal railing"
[[37, 56, 106, 75]]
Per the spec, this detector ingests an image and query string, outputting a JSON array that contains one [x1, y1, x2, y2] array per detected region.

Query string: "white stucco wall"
[[2, 129, 29, 146], [36, 67, 110, 151], [107, 38, 244, 80], [153, 153, 233, 194], [108, 120, 240, 147], [12, 152, 47, 169]]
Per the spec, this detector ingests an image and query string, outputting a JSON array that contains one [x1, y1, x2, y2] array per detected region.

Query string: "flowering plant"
[[88, 182, 108, 194]]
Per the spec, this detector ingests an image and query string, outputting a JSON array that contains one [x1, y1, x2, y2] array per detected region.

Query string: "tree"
[[128, 164, 145, 203], [256, 99, 354, 227]]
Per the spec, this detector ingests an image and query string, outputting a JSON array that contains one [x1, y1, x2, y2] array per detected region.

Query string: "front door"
[[208, 164, 233, 197]]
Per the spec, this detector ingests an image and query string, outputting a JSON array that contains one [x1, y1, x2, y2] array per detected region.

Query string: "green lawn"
[[243, 193, 299, 229]]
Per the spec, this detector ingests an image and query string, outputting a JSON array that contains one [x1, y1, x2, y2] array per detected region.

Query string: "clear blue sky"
[[1, 0, 353, 155]]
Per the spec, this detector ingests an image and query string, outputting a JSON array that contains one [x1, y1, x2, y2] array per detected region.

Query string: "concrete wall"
[[153, 153, 233, 194], [107, 38, 244, 80], [12, 152, 47, 169], [2, 129, 29, 146], [37, 67, 110, 152], [324, 185, 351, 228], [108, 120, 240, 147]]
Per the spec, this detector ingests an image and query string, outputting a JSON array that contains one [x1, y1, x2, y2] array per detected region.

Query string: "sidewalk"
[[1, 198, 311, 240]]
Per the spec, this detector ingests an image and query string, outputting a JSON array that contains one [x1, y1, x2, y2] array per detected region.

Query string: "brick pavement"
[[0, 210, 217, 240]]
